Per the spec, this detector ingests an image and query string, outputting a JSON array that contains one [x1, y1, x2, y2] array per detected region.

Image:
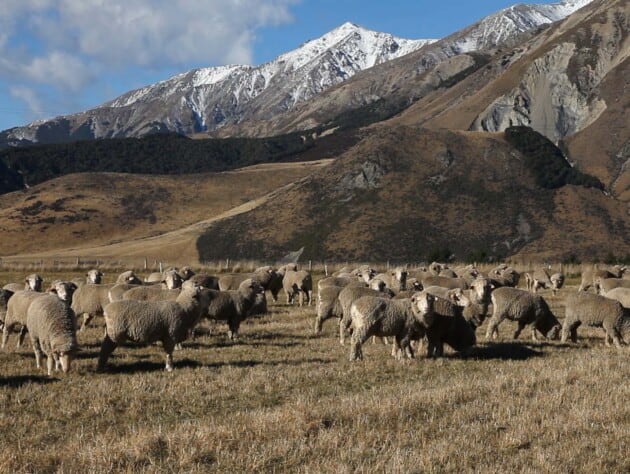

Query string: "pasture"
[[0, 268, 628, 473]]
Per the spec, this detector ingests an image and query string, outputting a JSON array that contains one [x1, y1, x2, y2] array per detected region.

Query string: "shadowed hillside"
[[196, 126, 628, 263]]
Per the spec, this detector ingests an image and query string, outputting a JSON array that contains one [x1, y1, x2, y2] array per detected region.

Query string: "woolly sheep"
[[3, 282, 76, 349], [122, 286, 181, 302], [603, 288, 630, 308], [317, 276, 365, 290], [26, 286, 78, 376], [562, 292, 630, 348], [283, 270, 313, 306], [219, 267, 278, 301], [338, 282, 394, 344], [204, 278, 264, 340], [186, 273, 220, 290], [410, 291, 476, 357], [348, 293, 431, 361], [578, 265, 626, 292], [315, 286, 344, 333], [3, 273, 43, 293], [484, 287, 560, 341], [374, 267, 408, 292], [98, 287, 211, 371], [420, 275, 468, 290], [488, 266, 520, 288], [72, 270, 142, 330], [525, 269, 564, 295]]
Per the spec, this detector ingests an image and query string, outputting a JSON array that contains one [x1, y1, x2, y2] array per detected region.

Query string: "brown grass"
[[0, 271, 628, 473]]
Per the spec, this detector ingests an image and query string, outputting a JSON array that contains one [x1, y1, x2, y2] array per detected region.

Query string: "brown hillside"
[[195, 126, 629, 263], [0, 160, 331, 259]]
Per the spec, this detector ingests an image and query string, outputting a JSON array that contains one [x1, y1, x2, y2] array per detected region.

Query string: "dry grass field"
[[0, 270, 628, 473]]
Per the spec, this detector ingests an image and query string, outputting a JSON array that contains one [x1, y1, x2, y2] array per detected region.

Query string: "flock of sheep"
[[0, 261, 629, 375]]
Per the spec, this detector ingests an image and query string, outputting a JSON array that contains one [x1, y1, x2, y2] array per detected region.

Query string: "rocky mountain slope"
[[0, 1, 593, 147]]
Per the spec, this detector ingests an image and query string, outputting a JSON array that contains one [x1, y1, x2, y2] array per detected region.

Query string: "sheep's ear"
[[49, 287, 58, 294]]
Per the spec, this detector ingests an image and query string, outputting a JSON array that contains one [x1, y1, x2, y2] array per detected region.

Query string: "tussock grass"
[[0, 276, 628, 473]]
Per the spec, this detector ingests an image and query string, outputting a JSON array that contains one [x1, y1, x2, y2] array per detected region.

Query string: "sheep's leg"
[[97, 335, 118, 371], [80, 313, 93, 332], [339, 316, 352, 345], [349, 328, 370, 361], [485, 317, 501, 340], [298, 290, 304, 307], [162, 340, 176, 371], [31, 338, 43, 369], [46, 354, 54, 376], [17, 326, 28, 348], [314, 316, 324, 334], [603, 322, 624, 349], [391, 336, 403, 359], [512, 321, 526, 340], [227, 320, 240, 340], [1, 325, 9, 349], [307, 290, 313, 306]]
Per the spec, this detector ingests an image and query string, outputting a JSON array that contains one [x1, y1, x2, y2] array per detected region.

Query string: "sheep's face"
[[87, 270, 103, 284], [447, 289, 470, 307], [179, 267, 195, 280], [370, 279, 386, 292], [550, 274, 565, 290], [470, 278, 491, 304], [26, 274, 43, 291], [411, 292, 435, 327], [50, 282, 77, 302], [164, 271, 183, 290]]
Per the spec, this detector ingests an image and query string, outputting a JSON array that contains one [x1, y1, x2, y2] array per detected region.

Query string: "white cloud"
[[0, 0, 299, 128], [9, 86, 45, 118]]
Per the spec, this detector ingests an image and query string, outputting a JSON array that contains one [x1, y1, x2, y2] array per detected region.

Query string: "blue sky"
[[0, 0, 558, 132]]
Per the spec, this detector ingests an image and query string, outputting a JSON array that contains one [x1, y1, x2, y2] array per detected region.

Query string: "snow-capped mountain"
[[0, 0, 594, 146]]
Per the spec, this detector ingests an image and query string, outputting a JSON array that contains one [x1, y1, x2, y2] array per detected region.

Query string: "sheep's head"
[[163, 270, 183, 290], [411, 291, 435, 327], [393, 268, 408, 290], [25, 274, 43, 291], [86, 269, 104, 284], [550, 273, 565, 291], [446, 288, 471, 307], [369, 278, 387, 292], [179, 266, 195, 280], [469, 277, 492, 304], [118, 271, 142, 285], [49, 281, 78, 303]]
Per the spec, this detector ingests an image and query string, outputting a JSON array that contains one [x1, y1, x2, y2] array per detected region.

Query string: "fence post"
[[144, 258, 148, 270], [159, 261, 163, 273], [324, 264, 328, 276]]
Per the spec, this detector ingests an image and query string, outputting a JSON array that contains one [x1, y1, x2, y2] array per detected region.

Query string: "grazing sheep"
[[315, 286, 344, 333], [98, 287, 211, 371], [122, 286, 181, 302], [26, 287, 78, 376], [283, 270, 313, 306], [204, 279, 264, 340], [422, 286, 471, 307], [72, 271, 142, 330], [562, 292, 630, 348], [412, 292, 477, 358], [429, 262, 448, 276], [603, 288, 630, 308], [338, 283, 394, 344], [596, 277, 630, 295], [525, 269, 565, 295], [374, 267, 408, 292], [578, 265, 626, 292], [348, 293, 432, 361], [3, 273, 44, 293], [178, 266, 195, 281], [219, 267, 278, 302], [484, 287, 560, 341]]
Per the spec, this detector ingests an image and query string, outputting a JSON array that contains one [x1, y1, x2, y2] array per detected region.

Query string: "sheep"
[[374, 267, 408, 292], [578, 265, 626, 292], [315, 285, 344, 333], [219, 267, 278, 302], [3, 273, 44, 293], [411, 292, 477, 358], [97, 287, 211, 371], [595, 277, 630, 295], [2, 282, 76, 349], [337, 281, 395, 344], [72, 270, 142, 330], [429, 261, 448, 276], [488, 266, 520, 288], [108, 271, 173, 302], [25, 286, 78, 376], [143, 269, 183, 288], [453, 265, 480, 284], [203, 278, 264, 340], [484, 287, 560, 341], [348, 293, 432, 361], [317, 276, 365, 290], [525, 269, 565, 295], [122, 286, 181, 302], [283, 270, 313, 306], [603, 288, 630, 308], [562, 292, 630, 348]]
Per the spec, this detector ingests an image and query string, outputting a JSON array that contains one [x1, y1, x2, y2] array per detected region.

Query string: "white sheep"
[[72, 270, 142, 330], [484, 287, 560, 341], [25, 284, 78, 376], [374, 267, 408, 292], [562, 292, 630, 348], [203, 279, 264, 340], [348, 292, 432, 361], [602, 288, 630, 308], [3, 273, 43, 293], [0, 289, 14, 332], [98, 287, 211, 371], [283, 270, 313, 306]]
